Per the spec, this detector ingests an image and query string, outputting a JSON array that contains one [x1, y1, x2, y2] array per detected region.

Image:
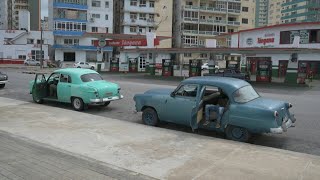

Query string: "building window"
[[130, 26, 137, 33], [92, 0, 101, 7], [105, 14, 108, 20], [242, 18, 248, 24], [200, 53, 207, 58], [184, 53, 192, 57], [92, 14, 100, 18], [31, 50, 44, 61], [138, 27, 146, 34], [18, 55, 26, 60], [74, 39, 79, 45], [92, 27, 98, 32], [105, 27, 109, 33], [130, 0, 137, 6], [148, 14, 154, 21], [139, 13, 147, 20], [105, 1, 109, 8], [280, 31, 291, 44], [27, 39, 34, 44], [130, 13, 137, 20], [37, 39, 44, 44], [149, 0, 155, 7], [310, 30, 320, 43], [139, 0, 146, 7], [242, 7, 248, 12], [64, 39, 73, 45], [148, 27, 154, 32]]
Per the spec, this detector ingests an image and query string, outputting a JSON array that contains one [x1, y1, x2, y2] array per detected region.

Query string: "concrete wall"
[[18, 10, 30, 31], [87, 0, 114, 33]]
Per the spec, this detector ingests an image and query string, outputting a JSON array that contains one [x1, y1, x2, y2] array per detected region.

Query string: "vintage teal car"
[[30, 68, 123, 111], [133, 77, 296, 142]]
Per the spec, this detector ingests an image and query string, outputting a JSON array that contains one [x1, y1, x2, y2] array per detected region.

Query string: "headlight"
[[274, 111, 279, 117]]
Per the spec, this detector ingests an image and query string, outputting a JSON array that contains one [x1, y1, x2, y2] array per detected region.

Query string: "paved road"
[[1, 68, 320, 156], [0, 131, 153, 180]]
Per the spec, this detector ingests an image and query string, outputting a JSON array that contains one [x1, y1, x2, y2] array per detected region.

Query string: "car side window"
[[85, 63, 89, 65], [80, 62, 84, 65], [60, 74, 72, 83], [175, 84, 198, 98]]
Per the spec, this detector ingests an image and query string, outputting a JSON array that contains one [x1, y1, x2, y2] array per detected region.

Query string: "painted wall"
[[87, 0, 114, 33]]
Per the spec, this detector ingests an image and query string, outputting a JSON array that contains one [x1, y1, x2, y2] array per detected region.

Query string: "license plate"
[[105, 92, 113, 96]]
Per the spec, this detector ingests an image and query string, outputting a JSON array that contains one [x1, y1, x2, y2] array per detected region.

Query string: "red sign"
[[93, 39, 160, 47], [257, 38, 275, 45]]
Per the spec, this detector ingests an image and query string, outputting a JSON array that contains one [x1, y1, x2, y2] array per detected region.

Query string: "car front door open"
[[190, 86, 206, 131], [32, 74, 47, 100]]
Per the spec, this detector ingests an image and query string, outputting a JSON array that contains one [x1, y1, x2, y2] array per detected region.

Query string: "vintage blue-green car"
[[133, 77, 296, 142], [30, 68, 123, 111]]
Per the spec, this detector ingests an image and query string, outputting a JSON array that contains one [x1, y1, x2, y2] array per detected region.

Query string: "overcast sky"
[[41, 0, 48, 19]]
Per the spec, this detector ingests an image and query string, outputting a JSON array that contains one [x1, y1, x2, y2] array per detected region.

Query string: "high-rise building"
[[49, 0, 114, 65], [114, 0, 173, 72], [41, 16, 49, 30], [281, 0, 320, 24], [173, 0, 256, 49], [0, 0, 40, 30], [255, 0, 269, 27], [268, 0, 282, 26]]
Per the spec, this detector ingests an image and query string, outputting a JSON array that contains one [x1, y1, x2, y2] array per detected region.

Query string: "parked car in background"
[[201, 63, 219, 70], [134, 76, 296, 142], [73, 62, 95, 70], [29, 68, 123, 111], [0, 71, 8, 88], [24, 59, 40, 66], [204, 69, 250, 81]]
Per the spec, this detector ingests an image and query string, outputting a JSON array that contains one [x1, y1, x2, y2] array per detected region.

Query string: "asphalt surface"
[[1, 68, 320, 157]]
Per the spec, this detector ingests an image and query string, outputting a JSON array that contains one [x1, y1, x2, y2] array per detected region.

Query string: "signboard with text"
[[93, 39, 160, 47]]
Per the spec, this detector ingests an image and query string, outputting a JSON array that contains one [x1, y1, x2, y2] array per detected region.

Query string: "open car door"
[[32, 74, 47, 103], [190, 86, 206, 131]]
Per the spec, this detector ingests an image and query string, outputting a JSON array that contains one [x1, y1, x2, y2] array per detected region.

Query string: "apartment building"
[[49, 0, 113, 69], [281, 0, 320, 24], [172, 0, 255, 65], [255, 0, 269, 27], [115, 0, 173, 72], [268, 0, 282, 26], [0, 0, 40, 30]]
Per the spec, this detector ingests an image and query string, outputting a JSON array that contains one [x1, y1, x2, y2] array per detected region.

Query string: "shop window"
[[18, 55, 26, 60], [309, 30, 320, 43], [280, 31, 291, 44]]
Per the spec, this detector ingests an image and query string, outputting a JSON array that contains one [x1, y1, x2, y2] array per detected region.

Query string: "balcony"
[[199, 19, 227, 25], [183, 30, 221, 36], [53, 30, 85, 37], [183, 17, 199, 23], [184, 5, 240, 15], [122, 19, 157, 27], [53, 2, 88, 10], [227, 21, 241, 26]]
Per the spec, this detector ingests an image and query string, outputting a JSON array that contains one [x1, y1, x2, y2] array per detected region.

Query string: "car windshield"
[[81, 73, 103, 82], [233, 85, 260, 103]]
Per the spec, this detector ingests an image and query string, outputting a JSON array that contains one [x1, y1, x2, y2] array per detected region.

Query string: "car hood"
[[144, 88, 174, 95], [246, 97, 286, 110]]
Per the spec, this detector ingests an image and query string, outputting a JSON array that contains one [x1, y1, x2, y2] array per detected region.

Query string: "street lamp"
[[40, 23, 43, 69]]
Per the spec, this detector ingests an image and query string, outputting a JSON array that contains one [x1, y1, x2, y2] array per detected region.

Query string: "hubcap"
[[74, 98, 81, 109], [232, 127, 244, 139], [145, 112, 154, 124]]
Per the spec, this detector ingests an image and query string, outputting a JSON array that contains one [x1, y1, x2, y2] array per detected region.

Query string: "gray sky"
[[41, 0, 48, 19]]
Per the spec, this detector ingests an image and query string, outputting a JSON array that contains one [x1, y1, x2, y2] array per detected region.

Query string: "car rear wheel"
[[225, 125, 251, 142], [142, 107, 159, 126], [90, 66, 94, 70], [77, 66, 81, 68], [32, 93, 43, 104], [0, 84, 5, 88], [72, 97, 84, 111], [103, 102, 110, 107], [25, 63, 29, 66], [36, 63, 40, 66]]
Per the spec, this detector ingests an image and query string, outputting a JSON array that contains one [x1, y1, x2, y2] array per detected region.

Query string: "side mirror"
[[170, 92, 175, 97]]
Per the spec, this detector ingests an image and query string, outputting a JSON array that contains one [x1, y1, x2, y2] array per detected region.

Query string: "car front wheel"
[[77, 66, 81, 68], [32, 93, 43, 104], [103, 102, 110, 107], [142, 107, 159, 126], [0, 84, 5, 88], [225, 125, 251, 142], [72, 97, 84, 111]]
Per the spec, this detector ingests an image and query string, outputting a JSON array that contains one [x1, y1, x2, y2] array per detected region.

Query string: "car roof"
[[54, 68, 98, 76], [182, 76, 250, 94]]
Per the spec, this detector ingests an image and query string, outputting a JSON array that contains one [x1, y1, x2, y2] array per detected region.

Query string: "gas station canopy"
[[120, 47, 320, 54]]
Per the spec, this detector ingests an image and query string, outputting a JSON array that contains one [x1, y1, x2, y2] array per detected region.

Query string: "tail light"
[[274, 111, 279, 117]]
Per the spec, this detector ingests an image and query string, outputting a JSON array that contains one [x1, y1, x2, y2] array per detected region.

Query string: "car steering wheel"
[[182, 90, 188, 96]]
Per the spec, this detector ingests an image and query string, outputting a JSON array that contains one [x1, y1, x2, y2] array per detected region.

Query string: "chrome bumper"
[[90, 95, 124, 103], [270, 115, 296, 134], [0, 80, 8, 84]]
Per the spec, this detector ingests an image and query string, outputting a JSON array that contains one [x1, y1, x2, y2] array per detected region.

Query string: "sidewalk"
[[0, 97, 319, 179]]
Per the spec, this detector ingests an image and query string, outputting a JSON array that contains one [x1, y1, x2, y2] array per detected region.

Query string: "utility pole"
[[40, 25, 43, 69]]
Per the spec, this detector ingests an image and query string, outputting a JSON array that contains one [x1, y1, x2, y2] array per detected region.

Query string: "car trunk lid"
[[85, 80, 119, 98]]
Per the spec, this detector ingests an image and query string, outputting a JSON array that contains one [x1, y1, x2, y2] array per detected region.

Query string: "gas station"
[[84, 28, 320, 84]]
